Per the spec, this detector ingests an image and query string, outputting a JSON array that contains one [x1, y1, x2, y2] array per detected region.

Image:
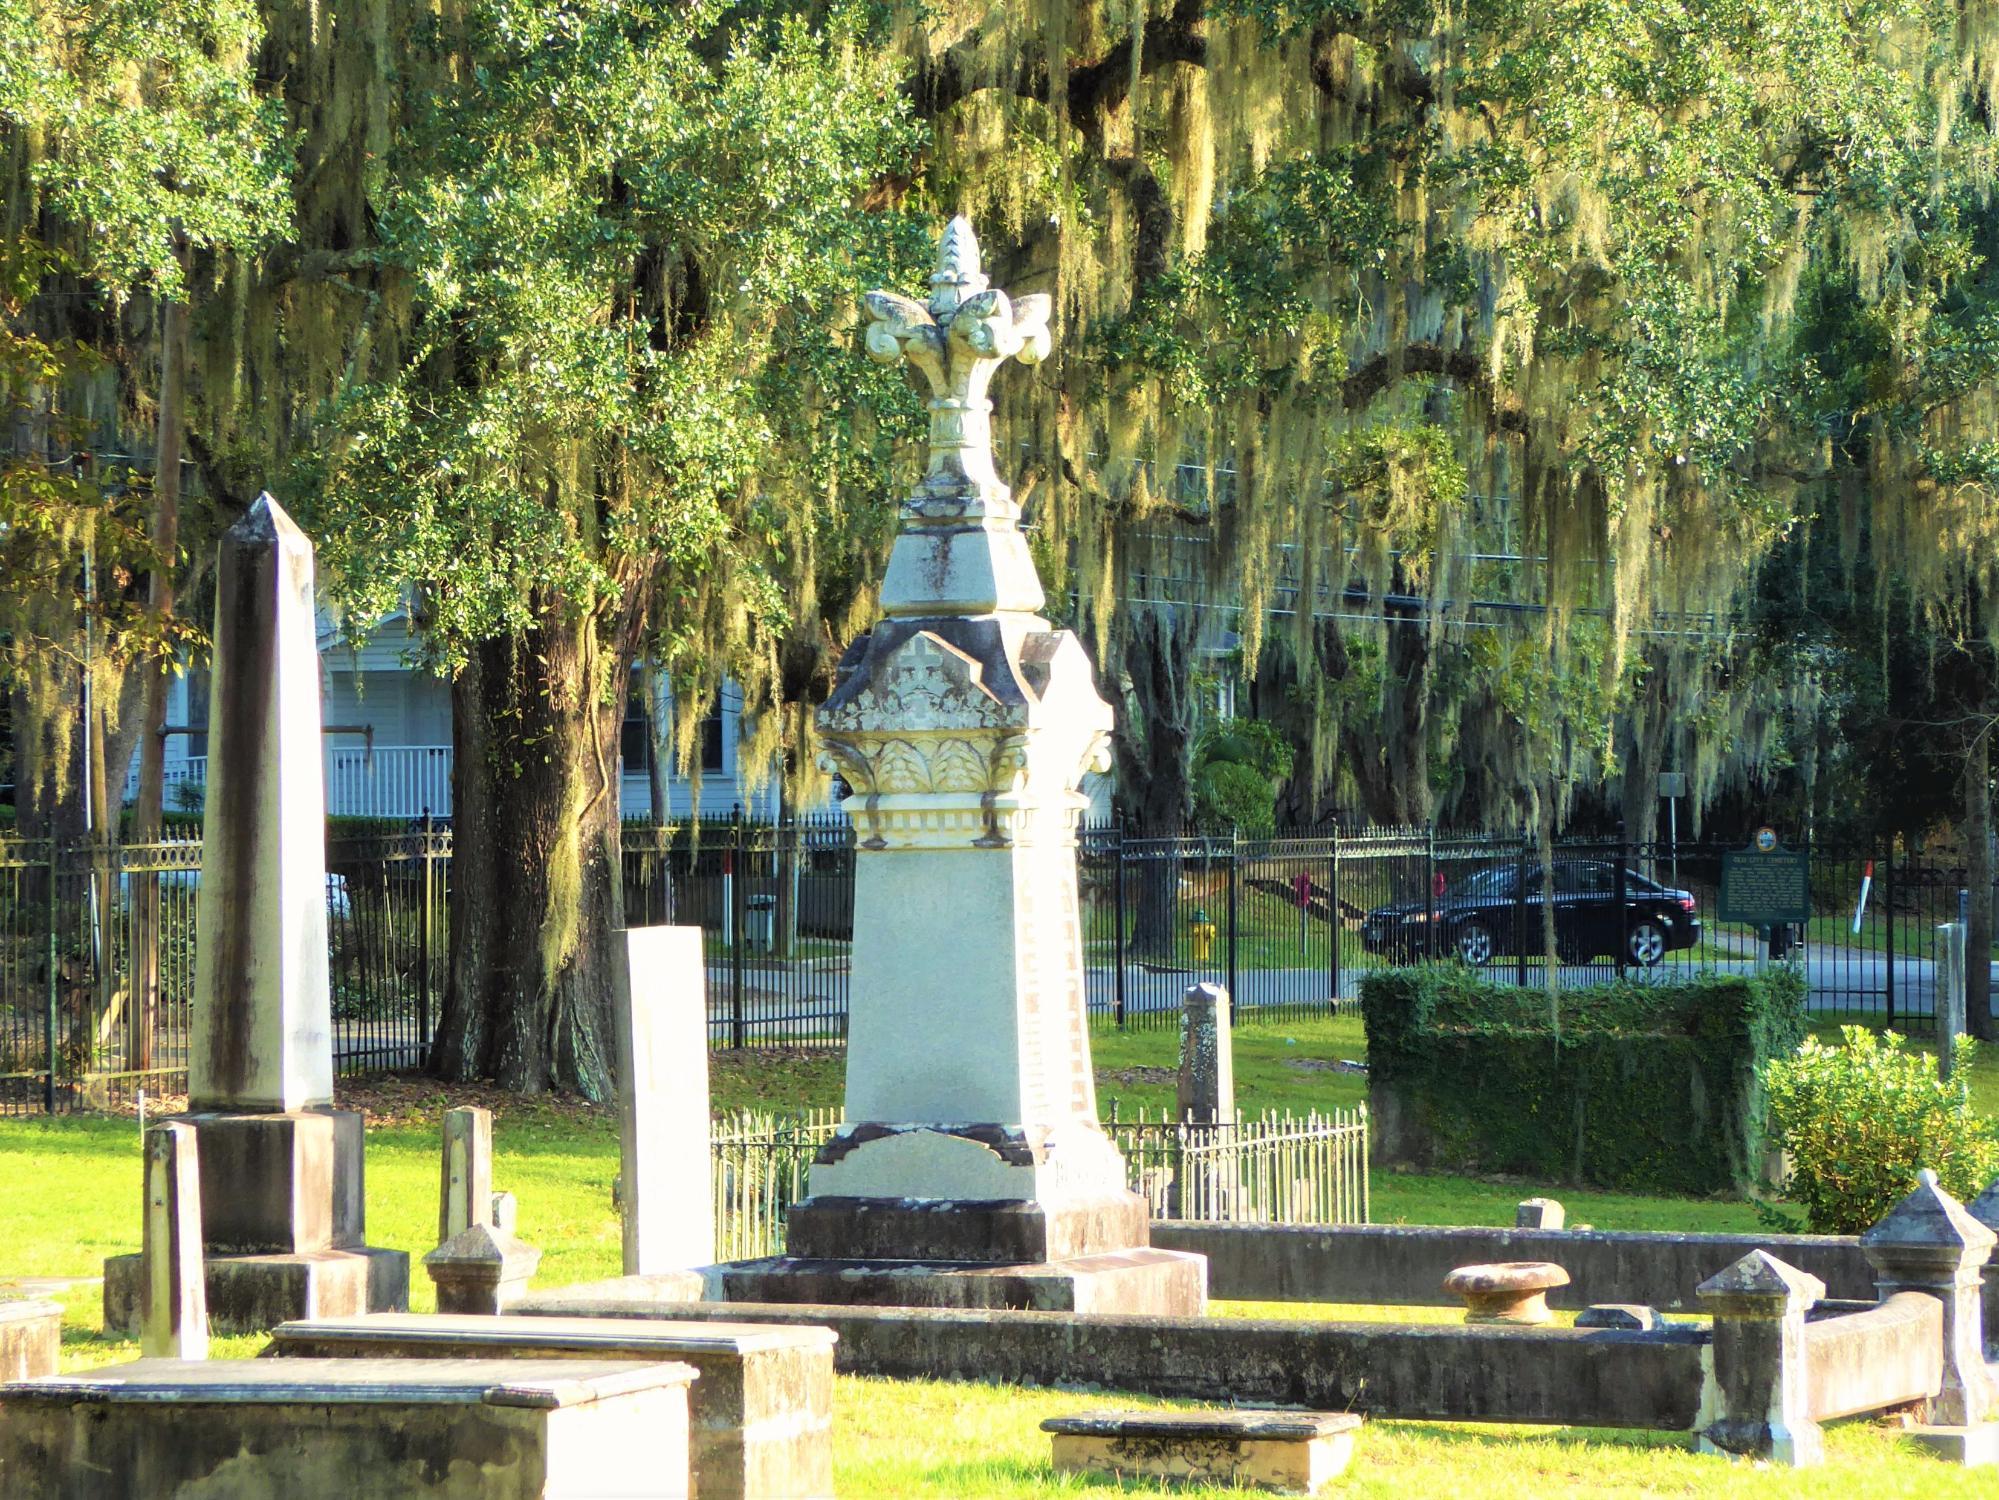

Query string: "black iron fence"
[[2, 817, 1985, 1114], [1079, 824, 1992, 1034]]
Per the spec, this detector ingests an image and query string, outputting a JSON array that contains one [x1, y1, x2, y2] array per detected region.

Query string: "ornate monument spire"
[[859, 215, 1050, 617]]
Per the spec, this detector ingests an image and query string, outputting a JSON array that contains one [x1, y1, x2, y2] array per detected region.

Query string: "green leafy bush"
[[1363, 965, 1807, 1194], [1761, 1026, 1999, 1234]]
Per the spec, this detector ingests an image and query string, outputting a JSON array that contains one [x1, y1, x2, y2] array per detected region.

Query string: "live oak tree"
[[0, 0, 289, 844], [894, 0, 1999, 838], [299, 2, 923, 1093]]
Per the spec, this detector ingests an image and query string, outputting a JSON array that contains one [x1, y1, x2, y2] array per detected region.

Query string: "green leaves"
[[304, 0, 923, 676], [1762, 1025, 1999, 1234], [0, 0, 292, 296]]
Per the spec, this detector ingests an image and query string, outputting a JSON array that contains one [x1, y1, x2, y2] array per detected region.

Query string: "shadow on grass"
[[1375, 1420, 1690, 1454]]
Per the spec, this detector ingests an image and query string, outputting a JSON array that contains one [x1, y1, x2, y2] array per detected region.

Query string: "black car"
[[1360, 859, 1703, 967]]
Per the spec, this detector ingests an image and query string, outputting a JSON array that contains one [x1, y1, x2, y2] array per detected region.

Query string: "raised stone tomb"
[[0, 1357, 696, 1499], [267, 1312, 835, 1500]]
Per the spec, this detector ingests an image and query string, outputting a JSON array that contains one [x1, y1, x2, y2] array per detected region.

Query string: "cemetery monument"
[[716, 218, 1203, 1313], [103, 495, 408, 1332]]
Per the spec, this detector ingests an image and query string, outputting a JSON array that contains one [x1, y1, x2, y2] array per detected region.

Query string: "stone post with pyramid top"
[[714, 219, 1205, 1314], [104, 495, 409, 1334]]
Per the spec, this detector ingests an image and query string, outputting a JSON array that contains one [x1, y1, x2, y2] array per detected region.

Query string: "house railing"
[[140, 746, 457, 820]]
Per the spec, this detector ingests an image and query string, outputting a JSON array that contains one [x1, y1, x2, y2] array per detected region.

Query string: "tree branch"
[[1341, 343, 1528, 433]]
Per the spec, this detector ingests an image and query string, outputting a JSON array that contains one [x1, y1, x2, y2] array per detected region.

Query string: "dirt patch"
[[1099, 1065, 1177, 1086], [1284, 1057, 1368, 1075]]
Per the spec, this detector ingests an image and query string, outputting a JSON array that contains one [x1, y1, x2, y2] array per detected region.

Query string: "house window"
[[185, 669, 211, 759], [620, 690, 653, 773], [698, 705, 724, 774]]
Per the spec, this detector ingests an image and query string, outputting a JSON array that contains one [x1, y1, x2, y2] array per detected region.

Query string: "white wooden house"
[[125, 610, 794, 822]]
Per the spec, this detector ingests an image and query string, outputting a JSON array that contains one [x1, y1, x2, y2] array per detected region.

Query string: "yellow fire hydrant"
[[1189, 909, 1217, 963]]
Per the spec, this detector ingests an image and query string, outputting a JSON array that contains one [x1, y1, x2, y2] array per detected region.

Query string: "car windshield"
[[1452, 867, 1514, 897]]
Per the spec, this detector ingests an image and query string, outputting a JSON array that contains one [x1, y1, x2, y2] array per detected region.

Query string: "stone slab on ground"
[[0, 1356, 696, 1499], [267, 1313, 835, 1500], [0, 1302, 59, 1382], [103, 1245, 409, 1338], [714, 1246, 1206, 1316], [1044, 1409, 1361, 1496]]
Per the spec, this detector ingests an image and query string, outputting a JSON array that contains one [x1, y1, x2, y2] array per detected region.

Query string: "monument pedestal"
[[105, 1106, 408, 1334], [104, 1245, 410, 1337], [716, 1186, 1204, 1316]]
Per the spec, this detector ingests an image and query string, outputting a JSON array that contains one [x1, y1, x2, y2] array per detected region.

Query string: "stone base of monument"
[[103, 1246, 410, 1338], [102, 1107, 410, 1335], [0, 1357, 697, 1499], [179, 1110, 369, 1251], [710, 1192, 1206, 1316], [712, 1248, 1205, 1315]]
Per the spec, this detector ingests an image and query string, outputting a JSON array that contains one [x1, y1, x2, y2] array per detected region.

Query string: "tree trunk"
[[1116, 608, 1198, 957], [431, 610, 627, 1095], [131, 292, 185, 1071], [1965, 718, 1994, 1041]]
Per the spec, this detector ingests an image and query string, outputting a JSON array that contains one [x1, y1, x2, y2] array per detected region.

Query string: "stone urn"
[[1442, 1261, 1571, 1325]]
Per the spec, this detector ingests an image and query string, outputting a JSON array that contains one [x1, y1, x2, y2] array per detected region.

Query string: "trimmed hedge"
[[1362, 966, 1808, 1196]]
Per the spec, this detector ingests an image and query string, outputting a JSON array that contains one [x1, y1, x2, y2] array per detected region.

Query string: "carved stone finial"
[[929, 215, 989, 317], [859, 218, 1054, 618]]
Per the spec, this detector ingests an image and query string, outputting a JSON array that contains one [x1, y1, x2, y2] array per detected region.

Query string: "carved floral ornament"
[[861, 216, 1050, 504]]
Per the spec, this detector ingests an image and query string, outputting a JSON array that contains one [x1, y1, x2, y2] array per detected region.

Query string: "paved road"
[[1083, 947, 1999, 1024]]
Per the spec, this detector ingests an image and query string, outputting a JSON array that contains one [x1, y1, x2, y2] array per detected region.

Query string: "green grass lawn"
[[4, 1014, 1995, 1495]]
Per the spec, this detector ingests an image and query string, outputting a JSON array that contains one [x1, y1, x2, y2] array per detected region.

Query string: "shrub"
[[1761, 1026, 1999, 1234], [1363, 965, 1807, 1195]]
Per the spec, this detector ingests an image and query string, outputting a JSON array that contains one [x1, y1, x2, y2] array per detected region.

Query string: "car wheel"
[[1455, 920, 1495, 967], [1627, 920, 1666, 967]]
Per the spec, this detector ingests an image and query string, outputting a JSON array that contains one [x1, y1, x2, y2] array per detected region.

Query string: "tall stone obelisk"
[[718, 221, 1204, 1313], [104, 495, 408, 1334]]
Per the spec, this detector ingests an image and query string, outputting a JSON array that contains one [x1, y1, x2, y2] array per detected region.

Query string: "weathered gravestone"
[[614, 926, 712, 1288], [1178, 982, 1236, 1127], [714, 219, 1202, 1314], [139, 1121, 207, 1359], [103, 495, 408, 1334], [424, 1106, 540, 1315], [438, 1106, 494, 1245]]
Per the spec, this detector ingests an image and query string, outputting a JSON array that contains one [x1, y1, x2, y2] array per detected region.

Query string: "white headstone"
[[188, 493, 333, 1113], [1939, 921, 1968, 1080], [612, 927, 712, 1274], [140, 1121, 207, 1359]]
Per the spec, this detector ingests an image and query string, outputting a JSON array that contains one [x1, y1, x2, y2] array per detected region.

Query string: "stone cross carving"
[[859, 216, 1052, 621]]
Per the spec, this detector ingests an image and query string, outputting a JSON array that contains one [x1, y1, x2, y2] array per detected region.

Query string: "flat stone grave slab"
[[268, 1312, 834, 1500], [0, 1356, 695, 1500], [0, 1300, 60, 1381], [1042, 1409, 1362, 1495]]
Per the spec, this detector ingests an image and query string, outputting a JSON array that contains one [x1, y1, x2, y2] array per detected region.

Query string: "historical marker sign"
[[1719, 836, 1812, 926]]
